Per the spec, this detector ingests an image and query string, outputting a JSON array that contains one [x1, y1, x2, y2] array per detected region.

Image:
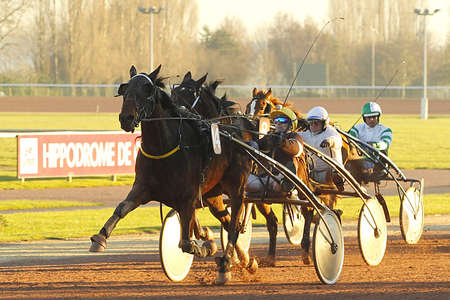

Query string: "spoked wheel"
[[312, 209, 344, 285], [282, 203, 304, 245], [221, 206, 252, 252], [400, 185, 424, 244], [358, 198, 387, 266], [159, 209, 193, 282]]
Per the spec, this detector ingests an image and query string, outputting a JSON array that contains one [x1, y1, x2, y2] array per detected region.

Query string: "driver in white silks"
[[299, 106, 343, 184]]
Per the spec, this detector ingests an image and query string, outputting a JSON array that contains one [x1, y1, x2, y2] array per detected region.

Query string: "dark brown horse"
[[90, 65, 255, 284], [173, 76, 308, 266], [171, 72, 262, 260]]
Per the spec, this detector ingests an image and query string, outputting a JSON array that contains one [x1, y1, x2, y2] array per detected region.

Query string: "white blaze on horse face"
[[248, 100, 257, 116]]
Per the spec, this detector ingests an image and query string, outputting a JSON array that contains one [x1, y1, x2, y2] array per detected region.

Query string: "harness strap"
[[140, 145, 180, 159]]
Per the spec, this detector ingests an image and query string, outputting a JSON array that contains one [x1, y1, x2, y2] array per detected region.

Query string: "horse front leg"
[[89, 187, 147, 252], [216, 197, 258, 285], [299, 206, 314, 265]]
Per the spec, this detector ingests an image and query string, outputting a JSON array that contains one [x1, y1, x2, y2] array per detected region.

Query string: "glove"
[[272, 133, 283, 147], [320, 138, 332, 148], [372, 141, 388, 151]]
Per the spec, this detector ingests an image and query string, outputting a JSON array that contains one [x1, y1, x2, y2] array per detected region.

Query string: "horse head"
[[172, 73, 234, 119], [245, 88, 275, 117], [117, 65, 166, 132]]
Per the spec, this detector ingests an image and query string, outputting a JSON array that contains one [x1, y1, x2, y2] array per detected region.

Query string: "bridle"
[[128, 73, 157, 128]]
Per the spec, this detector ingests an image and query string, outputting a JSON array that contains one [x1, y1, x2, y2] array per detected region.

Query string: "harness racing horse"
[[245, 88, 286, 117], [171, 72, 266, 263], [90, 65, 255, 284], [178, 80, 311, 267]]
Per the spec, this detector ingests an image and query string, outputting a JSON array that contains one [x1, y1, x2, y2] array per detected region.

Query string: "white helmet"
[[306, 106, 330, 125]]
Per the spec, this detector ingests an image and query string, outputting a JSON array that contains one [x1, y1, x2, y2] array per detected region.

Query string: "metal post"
[[138, 5, 164, 72], [422, 15, 428, 119], [414, 8, 440, 120]]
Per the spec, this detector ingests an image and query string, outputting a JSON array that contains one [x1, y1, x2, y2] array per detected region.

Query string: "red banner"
[[17, 132, 141, 178]]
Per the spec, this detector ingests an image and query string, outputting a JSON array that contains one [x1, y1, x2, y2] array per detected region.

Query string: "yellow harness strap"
[[140, 145, 180, 159]]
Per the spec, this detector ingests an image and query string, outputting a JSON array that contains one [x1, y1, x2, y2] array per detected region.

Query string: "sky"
[[197, 0, 449, 41]]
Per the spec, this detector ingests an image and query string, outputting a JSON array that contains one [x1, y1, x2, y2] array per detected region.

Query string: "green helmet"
[[362, 102, 382, 117]]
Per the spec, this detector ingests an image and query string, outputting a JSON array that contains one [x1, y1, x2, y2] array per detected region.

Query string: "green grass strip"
[[0, 200, 102, 211], [0, 194, 448, 242]]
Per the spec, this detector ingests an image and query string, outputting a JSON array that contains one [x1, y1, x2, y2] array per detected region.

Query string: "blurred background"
[[0, 0, 448, 98]]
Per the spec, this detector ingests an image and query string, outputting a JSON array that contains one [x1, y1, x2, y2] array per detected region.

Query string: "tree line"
[[0, 0, 448, 88]]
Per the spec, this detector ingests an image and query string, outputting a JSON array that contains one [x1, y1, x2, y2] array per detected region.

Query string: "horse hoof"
[[260, 255, 276, 267], [204, 226, 214, 241], [202, 240, 218, 256], [246, 257, 258, 274], [215, 271, 231, 285], [89, 234, 106, 252], [299, 248, 311, 265]]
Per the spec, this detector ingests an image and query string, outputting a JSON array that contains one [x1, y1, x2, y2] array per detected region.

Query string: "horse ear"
[[182, 71, 192, 83], [210, 80, 220, 92], [252, 88, 257, 97], [149, 64, 162, 80], [130, 66, 137, 78], [116, 83, 128, 96], [266, 88, 272, 98], [197, 73, 208, 87]]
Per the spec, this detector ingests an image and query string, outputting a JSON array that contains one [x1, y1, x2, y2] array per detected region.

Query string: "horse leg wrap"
[[180, 240, 210, 258]]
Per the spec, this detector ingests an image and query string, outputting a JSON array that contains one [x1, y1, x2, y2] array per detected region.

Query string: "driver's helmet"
[[361, 102, 382, 118], [270, 107, 298, 131], [306, 106, 330, 126]]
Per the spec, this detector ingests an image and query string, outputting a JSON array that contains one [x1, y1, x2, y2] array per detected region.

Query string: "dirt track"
[[1, 96, 450, 114], [0, 229, 449, 299], [1, 96, 449, 298]]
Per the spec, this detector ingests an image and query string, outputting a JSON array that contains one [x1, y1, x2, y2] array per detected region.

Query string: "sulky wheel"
[[311, 209, 344, 285], [358, 198, 387, 266], [220, 206, 252, 252], [159, 209, 193, 282], [400, 186, 424, 244], [282, 203, 304, 245]]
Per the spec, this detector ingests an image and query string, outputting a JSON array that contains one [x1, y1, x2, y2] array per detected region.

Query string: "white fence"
[[0, 83, 449, 99]]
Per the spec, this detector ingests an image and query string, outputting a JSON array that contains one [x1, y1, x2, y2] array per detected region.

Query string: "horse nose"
[[119, 114, 134, 124]]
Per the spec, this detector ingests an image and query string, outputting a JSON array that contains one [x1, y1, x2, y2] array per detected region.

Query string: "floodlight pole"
[[138, 5, 164, 72], [414, 8, 440, 120]]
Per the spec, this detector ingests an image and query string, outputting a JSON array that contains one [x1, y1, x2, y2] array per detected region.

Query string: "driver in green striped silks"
[[349, 102, 393, 181]]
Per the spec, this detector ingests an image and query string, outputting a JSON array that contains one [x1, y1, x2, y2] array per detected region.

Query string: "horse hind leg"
[[299, 206, 314, 265], [256, 203, 278, 267]]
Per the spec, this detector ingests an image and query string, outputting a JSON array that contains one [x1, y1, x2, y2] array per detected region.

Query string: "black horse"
[[90, 65, 256, 284], [172, 72, 286, 266]]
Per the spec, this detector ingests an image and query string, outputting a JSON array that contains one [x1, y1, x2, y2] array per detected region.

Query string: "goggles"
[[307, 119, 323, 126], [273, 117, 290, 124]]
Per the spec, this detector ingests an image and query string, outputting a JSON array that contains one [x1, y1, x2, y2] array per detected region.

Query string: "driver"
[[349, 102, 392, 153], [246, 107, 303, 199], [348, 102, 393, 182], [298, 106, 343, 186]]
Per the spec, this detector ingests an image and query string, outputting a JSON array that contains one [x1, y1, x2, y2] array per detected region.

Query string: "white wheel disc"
[[400, 187, 424, 244], [283, 204, 304, 245], [159, 209, 193, 281], [221, 206, 252, 252], [358, 198, 387, 266], [312, 210, 345, 285]]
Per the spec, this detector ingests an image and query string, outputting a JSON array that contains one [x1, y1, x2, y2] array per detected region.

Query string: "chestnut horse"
[[90, 65, 255, 284]]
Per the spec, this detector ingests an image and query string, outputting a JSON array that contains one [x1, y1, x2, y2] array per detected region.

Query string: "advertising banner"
[[17, 132, 141, 178]]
